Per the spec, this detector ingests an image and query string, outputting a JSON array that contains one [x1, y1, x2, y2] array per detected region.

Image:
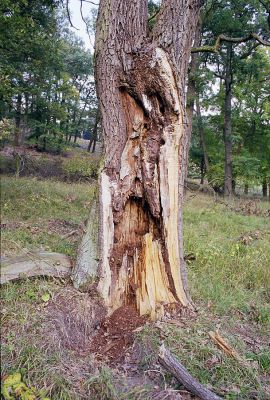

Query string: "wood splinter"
[[158, 345, 223, 400]]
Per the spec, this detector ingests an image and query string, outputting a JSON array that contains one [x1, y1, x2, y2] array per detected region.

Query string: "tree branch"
[[66, 0, 79, 30], [191, 32, 270, 53], [81, 0, 99, 5], [158, 345, 222, 400], [148, 9, 160, 23]]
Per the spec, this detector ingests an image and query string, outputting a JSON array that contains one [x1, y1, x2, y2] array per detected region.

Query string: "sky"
[[69, 0, 98, 50]]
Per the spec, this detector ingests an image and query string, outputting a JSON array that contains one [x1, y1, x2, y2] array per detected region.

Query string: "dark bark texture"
[[94, 0, 202, 319], [224, 44, 233, 197]]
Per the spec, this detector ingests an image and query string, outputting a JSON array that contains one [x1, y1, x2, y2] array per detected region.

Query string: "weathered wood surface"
[[1, 252, 71, 284], [158, 345, 223, 400], [72, 200, 99, 289]]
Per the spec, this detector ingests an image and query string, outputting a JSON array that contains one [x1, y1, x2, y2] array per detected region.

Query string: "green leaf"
[[41, 293, 50, 302]]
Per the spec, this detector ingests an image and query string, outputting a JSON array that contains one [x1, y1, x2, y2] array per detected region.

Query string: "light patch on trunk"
[[160, 123, 188, 306], [142, 94, 152, 112], [156, 46, 188, 306], [134, 232, 176, 320], [98, 172, 114, 305], [155, 48, 181, 114]]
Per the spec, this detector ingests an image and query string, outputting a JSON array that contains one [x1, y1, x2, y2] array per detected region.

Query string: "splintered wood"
[[209, 331, 243, 361], [97, 47, 191, 320]]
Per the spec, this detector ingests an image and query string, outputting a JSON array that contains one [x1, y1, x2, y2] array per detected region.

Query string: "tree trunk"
[[92, 0, 201, 320], [262, 178, 267, 197], [223, 44, 233, 197], [87, 109, 100, 153], [196, 95, 210, 173], [14, 94, 22, 146], [244, 184, 248, 195]]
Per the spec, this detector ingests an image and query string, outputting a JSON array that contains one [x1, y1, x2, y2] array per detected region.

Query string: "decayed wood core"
[[98, 48, 190, 320]]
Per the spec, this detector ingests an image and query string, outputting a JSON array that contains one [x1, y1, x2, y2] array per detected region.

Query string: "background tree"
[[0, 0, 98, 152], [188, 0, 270, 196]]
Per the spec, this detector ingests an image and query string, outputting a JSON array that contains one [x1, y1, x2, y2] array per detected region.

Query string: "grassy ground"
[[1, 176, 270, 399], [1, 176, 97, 258]]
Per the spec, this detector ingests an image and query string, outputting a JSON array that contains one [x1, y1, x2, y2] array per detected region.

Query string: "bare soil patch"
[[90, 306, 147, 364]]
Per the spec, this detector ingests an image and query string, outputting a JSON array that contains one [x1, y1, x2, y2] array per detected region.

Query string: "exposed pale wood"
[[1, 252, 71, 284], [158, 345, 223, 400], [208, 331, 242, 361]]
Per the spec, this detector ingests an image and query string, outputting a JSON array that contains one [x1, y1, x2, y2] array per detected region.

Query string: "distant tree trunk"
[[196, 95, 210, 173], [87, 110, 100, 153], [223, 44, 233, 197], [262, 178, 267, 197], [14, 94, 22, 146], [244, 184, 248, 195], [90, 0, 202, 320]]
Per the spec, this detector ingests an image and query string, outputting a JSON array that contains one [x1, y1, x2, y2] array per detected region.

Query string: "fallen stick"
[[208, 331, 241, 361], [158, 345, 223, 400]]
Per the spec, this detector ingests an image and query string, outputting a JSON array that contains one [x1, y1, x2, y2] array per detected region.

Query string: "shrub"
[[0, 118, 14, 148], [62, 155, 99, 180], [36, 134, 66, 154]]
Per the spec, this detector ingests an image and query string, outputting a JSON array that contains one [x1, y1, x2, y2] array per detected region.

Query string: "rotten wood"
[[158, 345, 223, 400], [92, 0, 202, 320], [1, 252, 71, 284]]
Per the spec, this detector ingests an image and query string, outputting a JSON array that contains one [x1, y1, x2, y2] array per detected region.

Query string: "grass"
[[1, 176, 270, 399], [1, 176, 97, 258], [183, 194, 270, 319]]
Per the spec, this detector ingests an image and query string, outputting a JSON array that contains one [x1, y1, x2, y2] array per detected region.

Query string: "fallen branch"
[[208, 331, 242, 362], [158, 345, 222, 400], [61, 229, 78, 239], [1, 252, 72, 284]]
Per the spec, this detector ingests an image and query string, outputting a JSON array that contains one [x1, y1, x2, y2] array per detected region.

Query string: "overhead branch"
[[66, 0, 79, 30], [213, 71, 225, 79], [80, 0, 91, 41], [258, 0, 268, 8], [148, 9, 160, 23], [191, 32, 270, 54], [240, 43, 260, 59], [81, 0, 99, 5]]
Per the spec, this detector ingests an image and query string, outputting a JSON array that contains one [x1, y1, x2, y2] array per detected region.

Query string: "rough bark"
[[223, 44, 233, 197], [185, 18, 202, 181], [91, 0, 202, 319], [72, 199, 99, 289]]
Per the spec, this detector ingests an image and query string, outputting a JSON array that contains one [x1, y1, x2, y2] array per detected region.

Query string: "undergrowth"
[[1, 178, 269, 399], [1, 176, 97, 258]]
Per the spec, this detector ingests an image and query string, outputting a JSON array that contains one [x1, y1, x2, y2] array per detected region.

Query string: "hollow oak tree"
[[94, 0, 202, 319]]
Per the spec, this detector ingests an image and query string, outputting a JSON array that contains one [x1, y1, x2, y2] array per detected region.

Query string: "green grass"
[[1, 177, 270, 399], [183, 194, 270, 317], [1, 176, 97, 258]]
